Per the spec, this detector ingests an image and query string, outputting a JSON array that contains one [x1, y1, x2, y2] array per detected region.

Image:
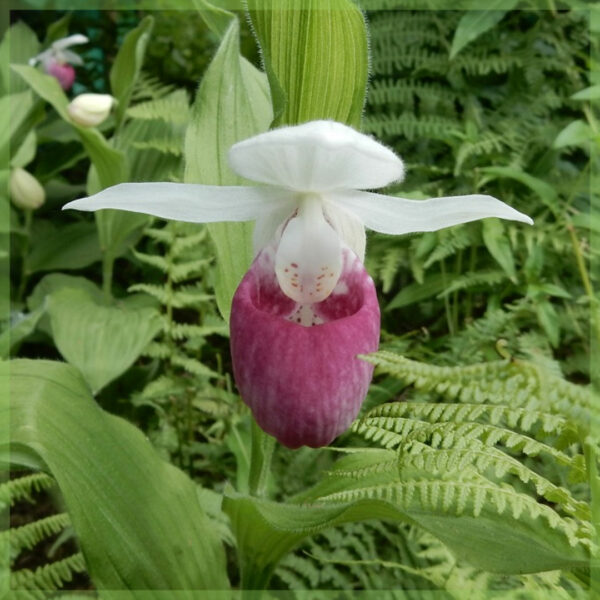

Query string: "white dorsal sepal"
[[275, 195, 342, 304]]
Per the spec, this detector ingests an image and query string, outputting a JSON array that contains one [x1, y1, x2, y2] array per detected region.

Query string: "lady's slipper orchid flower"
[[64, 120, 532, 448], [29, 34, 88, 90]]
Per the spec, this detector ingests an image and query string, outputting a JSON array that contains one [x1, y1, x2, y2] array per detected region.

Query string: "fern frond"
[[127, 89, 190, 124], [316, 480, 590, 551], [364, 113, 460, 141], [0, 473, 55, 508], [128, 283, 171, 304], [354, 413, 583, 474], [438, 270, 507, 296], [170, 323, 228, 340], [423, 226, 479, 268], [6, 513, 71, 553], [170, 260, 211, 284], [401, 441, 590, 522], [12, 552, 87, 593], [131, 71, 176, 101], [170, 354, 221, 379], [361, 352, 597, 423], [170, 287, 214, 309], [170, 228, 208, 254], [131, 249, 170, 273]]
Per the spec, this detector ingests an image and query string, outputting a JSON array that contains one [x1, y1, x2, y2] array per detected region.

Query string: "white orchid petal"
[[331, 190, 533, 235], [322, 199, 366, 262], [58, 49, 85, 66], [63, 183, 294, 223], [275, 196, 342, 304], [253, 202, 297, 256], [228, 120, 404, 193], [52, 34, 89, 51]]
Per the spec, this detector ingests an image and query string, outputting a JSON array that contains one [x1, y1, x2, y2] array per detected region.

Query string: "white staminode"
[[64, 120, 533, 304], [29, 34, 89, 68]]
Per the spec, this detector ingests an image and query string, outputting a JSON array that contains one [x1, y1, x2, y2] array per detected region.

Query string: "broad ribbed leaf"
[[184, 12, 272, 322], [47, 287, 162, 394], [247, 0, 368, 127], [4, 360, 229, 593]]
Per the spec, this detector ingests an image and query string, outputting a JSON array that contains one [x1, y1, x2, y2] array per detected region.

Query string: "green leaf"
[[0, 305, 45, 358], [536, 299, 560, 348], [571, 85, 600, 101], [184, 16, 272, 322], [552, 120, 594, 149], [4, 21, 40, 94], [95, 210, 150, 262], [193, 0, 236, 39], [27, 221, 102, 273], [247, 0, 368, 127], [109, 16, 154, 127], [47, 287, 162, 394], [482, 218, 517, 282], [386, 272, 449, 311], [4, 360, 229, 592], [450, 2, 518, 60], [11, 130, 37, 168], [479, 165, 558, 213]]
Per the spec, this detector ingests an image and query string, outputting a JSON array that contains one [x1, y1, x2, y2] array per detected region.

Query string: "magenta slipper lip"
[[230, 248, 380, 449]]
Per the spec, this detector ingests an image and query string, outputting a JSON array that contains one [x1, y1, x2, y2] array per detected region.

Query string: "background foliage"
[[3, 1, 598, 597]]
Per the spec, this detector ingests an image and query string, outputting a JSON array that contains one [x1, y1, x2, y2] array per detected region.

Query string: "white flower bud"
[[67, 93, 115, 127], [10, 168, 46, 210]]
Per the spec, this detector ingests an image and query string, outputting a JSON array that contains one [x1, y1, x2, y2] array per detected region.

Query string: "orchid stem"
[[16, 209, 33, 303], [248, 418, 275, 497]]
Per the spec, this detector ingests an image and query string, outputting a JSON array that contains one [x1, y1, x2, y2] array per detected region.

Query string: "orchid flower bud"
[[67, 93, 115, 128], [10, 168, 45, 210]]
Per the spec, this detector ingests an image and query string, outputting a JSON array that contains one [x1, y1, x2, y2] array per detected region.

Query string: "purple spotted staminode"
[[64, 120, 532, 448]]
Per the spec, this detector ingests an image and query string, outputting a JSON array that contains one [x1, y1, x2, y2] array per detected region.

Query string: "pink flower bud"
[[45, 60, 76, 90]]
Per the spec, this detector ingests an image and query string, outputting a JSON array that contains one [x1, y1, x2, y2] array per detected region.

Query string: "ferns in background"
[[129, 221, 239, 482], [2, 473, 90, 596], [362, 5, 595, 386]]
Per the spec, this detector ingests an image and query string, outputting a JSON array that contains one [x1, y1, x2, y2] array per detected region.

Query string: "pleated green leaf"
[[184, 12, 272, 322], [47, 287, 162, 394], [247, 0, 368, 127], [4, 360, 229, 593]]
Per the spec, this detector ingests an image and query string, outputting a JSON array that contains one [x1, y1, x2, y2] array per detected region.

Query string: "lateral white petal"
[[228, 120, 404, 193], [52, 34, 89, 50], [58, 49, 85, 66], [275, 196, 342, 304], [331, 190, 533, 235], [63, 183, 294, 223]]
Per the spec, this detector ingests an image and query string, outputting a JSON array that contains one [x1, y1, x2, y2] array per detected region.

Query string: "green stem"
[[248, 418, 275, 497], [567, 222, 600, 344], [440, 259, 455, 336], [16, 209, 33, 303], [102, 253, 114, 302]]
